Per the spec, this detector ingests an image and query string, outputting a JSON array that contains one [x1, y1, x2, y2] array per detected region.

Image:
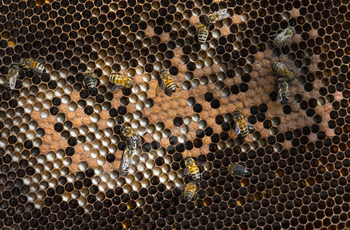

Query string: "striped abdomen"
[[272, 62, 294, 82], [31, 62, 46, 74], [164, 78, 176, 92], [198, 29, 208, 44], [189, 165, 201, 182], [84, 76, 96, 90], [109, 74, 123, 85], [239, 123, 249, 137], [183, 182, 197, 201]]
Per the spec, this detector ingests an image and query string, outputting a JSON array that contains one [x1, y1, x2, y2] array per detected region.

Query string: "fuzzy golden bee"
[[270, 26, 295, 47], [205, 9, 231, 25], [5, 65, 19, 90], [233, 111, 254, 137], [182, 182, 198, 202], [184, 157, 201, 183], [277, 78, 290, 104], [272, 62, 295, 82], [159, 70, 177, 94], [19, 58, 47, 75], [83, 71, 98, 91], [119, 146, 135, 177], [228, 162, 251, 178], [197, 24, 209, 44], [120, 124, 142, 149], [109, 73, 135, 90]]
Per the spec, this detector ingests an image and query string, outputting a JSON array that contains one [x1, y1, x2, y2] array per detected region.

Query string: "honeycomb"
[[0, 0, 349, 229]]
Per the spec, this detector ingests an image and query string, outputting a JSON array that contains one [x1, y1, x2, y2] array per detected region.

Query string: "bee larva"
[[120, 124, 142, 149], [184, 157, 201, 183], [270, 26, 295, 47], [272, 62, 295, 82], [197, 24, 209, 44], [277, 78, 290, 104], [5, 65, 20, 90], [19, 58, 47, 75], [83, 71, 98, 91], [182, 182, 197, 202], [233, 110, 254, 137], [159, 70, 177, 94], [119, 146, 135, 177], [228, 162, 251, 178], [109, 73, 135, 90]]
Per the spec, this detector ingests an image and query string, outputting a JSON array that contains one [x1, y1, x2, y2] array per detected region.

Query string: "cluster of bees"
[[3, 6, 299, 203], [5, 58, 48, 90]]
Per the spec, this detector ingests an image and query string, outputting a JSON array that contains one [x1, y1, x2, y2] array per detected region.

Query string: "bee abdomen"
[[109, 75, 123, 85], [165, 79, 176, 92], [198, 30, 208, 44], [34, 63, 46, 74], [272, 39, 281, 47], [239, 124, 249, 137], [183, 190, 194, 201], [189, 166, 200, 181]]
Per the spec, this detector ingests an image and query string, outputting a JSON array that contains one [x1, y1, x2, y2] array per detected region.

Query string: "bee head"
[[208, 14, 216, 23], [160, 70, 166, 75], [184, 157, 194, 165], [125, 78, 135, 88], [203, 15, 211, 25], [18, 59, 26, 66], [11, 65, 19, 70], [278, 78, 286, 84], [124, 146, 134, 155]]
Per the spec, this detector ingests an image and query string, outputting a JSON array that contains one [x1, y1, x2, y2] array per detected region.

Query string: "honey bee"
[[82, 71, 98, 91], [120, 124, 142, 149], [205, 9, 230, 25], [228, 162, 251, 178], [277, 78, 290, 104], [19, 58, 47, 75], [233, 111, 254, 137], [159, 70, 177, 94], [197, 24, 209, 44], [184, 157, 201, 183], [270, 26, 295, 47], [119, 146, 135, 177], [109, 73, 135, 90], [182, 182, 198, 202], [272, 62, 295, 82], [5, 65, 19, 90]]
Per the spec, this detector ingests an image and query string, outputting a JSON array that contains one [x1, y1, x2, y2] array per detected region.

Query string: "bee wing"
[[127, 137, 138, 149], [184, 167, 190, 175], [277, 89, 283, 103], [247, 123, 255, 131], [234, 124, 241, 135], [119, 155, 133, 176], [112, 84, 123, 91]]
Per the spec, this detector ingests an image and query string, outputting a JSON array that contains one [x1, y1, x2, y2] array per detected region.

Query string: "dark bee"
[[272, 62, 295, 82], [119, 146, 135, 177], [184, 157, 201, 183], [159, 70, 177, 94], [19, 58, 47, 75], [5, 65, 19, 90], [109, 73, 135, 90], [270, 26, 296, 47], [120, 124, 142, 149], [82, 71, 98, 91], [182, 182, 197, 202], [277, 78, 290, 104], [197, 24, 209, 44], [233, 111, 254, 137], [228, 163, 251, 178]]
